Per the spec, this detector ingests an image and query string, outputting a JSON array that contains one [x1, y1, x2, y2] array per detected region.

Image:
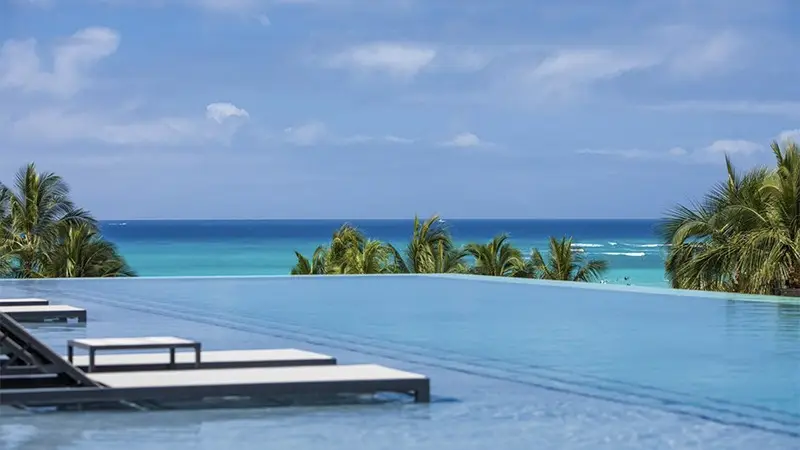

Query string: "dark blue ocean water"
[[99, 219, 668, 286]]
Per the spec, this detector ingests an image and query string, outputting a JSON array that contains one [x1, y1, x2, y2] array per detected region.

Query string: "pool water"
[[0, 275, 798, 449]]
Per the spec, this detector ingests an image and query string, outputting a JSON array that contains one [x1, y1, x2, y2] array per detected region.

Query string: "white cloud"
[[778, 129, 800, 143], [429, 48, 494, 72], [659, 27, 744, 78], [205, 102, 250, 123], [328, 42, 437, 79], [703, 139, 763, 155], [685, 139, 765, 164], [0, 28, 250, 148], [648, 101, 800, 119], [196, 0, 263, 11], [524, 49, 657, 97], [325, 41, 498, 80], [384, 135, 414, 144], [576, 139, 766, 164], [668, 147, 688, 156], [283, 121, 415, 146], [442, 132, 493, 148], [284, 121, 328, 146], [321, 28, 739, 98], [7, 102, 249, 146], [337, 134, 415, 145], [576, 148, 672, 160], [509, 29, 742, 101], [0, 27, 119, 97]]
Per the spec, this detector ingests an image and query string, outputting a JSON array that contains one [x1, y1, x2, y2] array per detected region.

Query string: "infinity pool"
[[0, 275, 798, 449]]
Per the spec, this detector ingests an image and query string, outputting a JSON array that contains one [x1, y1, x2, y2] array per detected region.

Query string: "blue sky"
[[2, 0, 799, 219]]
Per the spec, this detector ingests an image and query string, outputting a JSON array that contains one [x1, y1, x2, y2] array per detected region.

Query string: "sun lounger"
[[66, 348, 338, 372], [0, 312, 98, 387], [0, 305, 86, 323], [0, 299, 49, 307], [2, 349, 338, 375], [67, 336, 203, 372], [0, 312, 431, 408], [1, 364, 430, 405]]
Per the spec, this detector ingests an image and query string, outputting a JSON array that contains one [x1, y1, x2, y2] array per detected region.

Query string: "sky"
[[1, 0, 799, 220]]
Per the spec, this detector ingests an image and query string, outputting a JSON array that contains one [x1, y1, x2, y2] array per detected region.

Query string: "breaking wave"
[[602, 252, 646, 257]]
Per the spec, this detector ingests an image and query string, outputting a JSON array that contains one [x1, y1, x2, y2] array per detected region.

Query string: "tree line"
[[290, 215, 610, 282]]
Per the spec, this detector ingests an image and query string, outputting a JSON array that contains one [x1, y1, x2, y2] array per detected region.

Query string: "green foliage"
[[0, 163, 135, 279], [41, 224, 136, 278], [291, 224, 394, 275], [464, 233, 527, 277], [290, 246, 328, 275], [660, 140, 800, 294], [388, 214, 468, 274], [291, 214, 609, 283], [528, 236, 608, 282]]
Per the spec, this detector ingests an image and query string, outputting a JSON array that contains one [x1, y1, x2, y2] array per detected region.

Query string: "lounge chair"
[[0, 312, 431, 408], [72, 348, 338, 372], [0, 298, 49, 307], [0, 305, 87, 323]]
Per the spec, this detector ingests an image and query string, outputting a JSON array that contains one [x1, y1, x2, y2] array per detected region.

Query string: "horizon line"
[[97, 217, 663, 222]]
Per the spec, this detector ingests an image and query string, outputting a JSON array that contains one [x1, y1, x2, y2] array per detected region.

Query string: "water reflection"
[[777, 303, 800, 334], [1, 399, 431, 450]]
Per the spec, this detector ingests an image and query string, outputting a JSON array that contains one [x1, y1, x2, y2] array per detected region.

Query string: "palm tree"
[[528, 236, 608, 282], [464, 233, 526, 277], [291, 223, 392, 275], [0, 163, 132, 278], [42, 224, 135, 278], [338, 239, 393, 274], [660, 140, 800, 294], [389, 214, 468, 274], [0, 188, 13, 277], [0, 164, 96, 276], [322, 223, 364, 273], [290, 246, 329, 275], [659, 156, 765, 291]]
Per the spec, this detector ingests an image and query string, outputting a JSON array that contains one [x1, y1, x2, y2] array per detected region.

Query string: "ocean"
[[100, 219, 669, 287]]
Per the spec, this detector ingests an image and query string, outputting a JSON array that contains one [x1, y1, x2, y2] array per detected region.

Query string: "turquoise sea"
[[101, 219, 669, 287]]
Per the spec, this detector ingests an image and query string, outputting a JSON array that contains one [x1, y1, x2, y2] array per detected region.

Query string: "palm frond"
[[661, 139, 800, 294], [465, 233, 526, 277], [528, 236, 609, 282]]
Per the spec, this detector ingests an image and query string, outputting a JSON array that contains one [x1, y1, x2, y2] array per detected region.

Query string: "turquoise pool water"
[[0, 275, 799, 449]]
